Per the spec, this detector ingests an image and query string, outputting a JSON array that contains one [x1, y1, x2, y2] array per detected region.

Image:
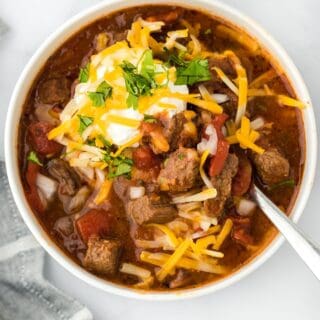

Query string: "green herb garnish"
[[143, 114, 157, 123], [79, 63, 90, 83], [88, 81, 113, 107], [107, 155, 133, 179], [178, 153, 185, 160], [78, 115, 93, 134], [140, 49, 155, 81], [269, 179, 295, 191], [120, 51, 157, 109], [167, 53, 211, 85], [27, 151, 42, 166], [176, 59, 211, 85], [204, 28, 212, 35], [97, 134, 112, 149]]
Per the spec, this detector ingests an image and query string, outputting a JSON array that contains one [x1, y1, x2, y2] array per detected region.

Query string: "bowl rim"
[[4, 0, 317, 300]]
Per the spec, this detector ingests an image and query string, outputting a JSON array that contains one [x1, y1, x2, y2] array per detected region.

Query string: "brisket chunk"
[[204, 154, 238, 217], [251, 147, 289, 185], [126, 193, 177, 225], [83, 235, 121, 275], [158, 147, 200, 192]]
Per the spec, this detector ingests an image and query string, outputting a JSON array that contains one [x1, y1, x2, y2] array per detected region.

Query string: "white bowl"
[[5, 0, 317, 300]]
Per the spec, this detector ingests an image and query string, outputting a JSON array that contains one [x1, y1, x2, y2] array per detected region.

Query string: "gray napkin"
[[0, 17, 92, 320], [0, 162, 93, 320]]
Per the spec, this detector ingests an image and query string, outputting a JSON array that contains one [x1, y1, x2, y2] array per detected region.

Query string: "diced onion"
[[129, 186, 145, 199], [197, 124, 218, 155], [237, 198, 257, 216], [250, 117, 265, 130], [212, 93, 229, 104], [36, 174, 58, 201]]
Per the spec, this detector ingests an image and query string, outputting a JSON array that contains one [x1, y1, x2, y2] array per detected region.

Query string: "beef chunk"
[[232, 155, 252, 196], [83, 236, 121, 275], [251, 147, 289, 185], [37, 77, 71, 105], [126, 193, 177, 225], [204, 154, 238, 217], [113, 176, 133, 202], [47, 159, 81, 196], [158, 147, 200, 192], [28, 121, 63, 156], [162, 113, 198, 151]]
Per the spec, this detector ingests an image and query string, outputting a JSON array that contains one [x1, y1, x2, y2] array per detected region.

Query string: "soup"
[[18, 5, 305, 290]]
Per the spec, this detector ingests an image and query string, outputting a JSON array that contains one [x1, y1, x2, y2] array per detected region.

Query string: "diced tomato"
[[209, 140, 229, 177], [212, 113, 229, 139], [28, 121, 63, 156], [232, 155, 252, 196], [208, 114, 230, 177], [25, 162, 45, 213], [76, 209, 114, 243], [132, 146, 160, 170]]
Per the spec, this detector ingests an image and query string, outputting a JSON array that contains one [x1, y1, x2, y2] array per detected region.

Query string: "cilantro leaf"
[[27, 151, 42, 166], [79, 63, 90, 83], [175, 59, 211, 85], [88, 81, 113, 107], [140, 49, 155, 81], [269, 179, 295, 191], [127, 93, 139, 109], [107, 156, 133, 179], [97, 134, 112, 149], [120, 52, 157, 109], [166, 54, 211, 85], [114, 162, 132, 177], [167, 52, 187, 67], [78, 115, 93, 134], [143, 114, 157, 123]]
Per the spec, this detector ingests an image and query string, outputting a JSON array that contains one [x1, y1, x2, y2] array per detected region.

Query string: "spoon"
[[252, 184, 320, 280]]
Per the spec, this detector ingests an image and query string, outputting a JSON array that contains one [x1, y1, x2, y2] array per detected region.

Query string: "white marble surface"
[[1, 0, 320, 319]]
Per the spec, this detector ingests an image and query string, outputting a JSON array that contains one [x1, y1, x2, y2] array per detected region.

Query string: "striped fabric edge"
[[0, 234, 40, 262]]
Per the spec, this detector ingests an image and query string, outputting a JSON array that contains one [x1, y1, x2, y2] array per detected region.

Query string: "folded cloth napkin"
[[0, 162, 93, 320], [0, 18, 92, 320]]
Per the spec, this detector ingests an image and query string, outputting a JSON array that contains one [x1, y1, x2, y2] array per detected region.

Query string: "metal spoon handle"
[[253, 186, 320, 280]]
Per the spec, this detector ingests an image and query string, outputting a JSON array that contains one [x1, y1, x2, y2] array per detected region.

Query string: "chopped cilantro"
[[167, 54, 211, 85], [78, 63, 90, 83], [78, 115, 93, 134], [269, 179, 295, 191], [88, 81, 113, 107], [120, 51, 157, 109], [27, 151, 42, 166], [107, 155, 133, 179], [176, 59, 211, 85], [178, 153, 185, 160], [127, 93, 139, 110], [140, 49, 155, 81], [143, 114, 157, 123], [167, 51, 187, 67], [97, 134, 112, 149], [204, 28, 212, 35]]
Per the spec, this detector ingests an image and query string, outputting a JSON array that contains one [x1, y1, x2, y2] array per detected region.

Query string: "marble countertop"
[[1, 0, 319, 319]]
